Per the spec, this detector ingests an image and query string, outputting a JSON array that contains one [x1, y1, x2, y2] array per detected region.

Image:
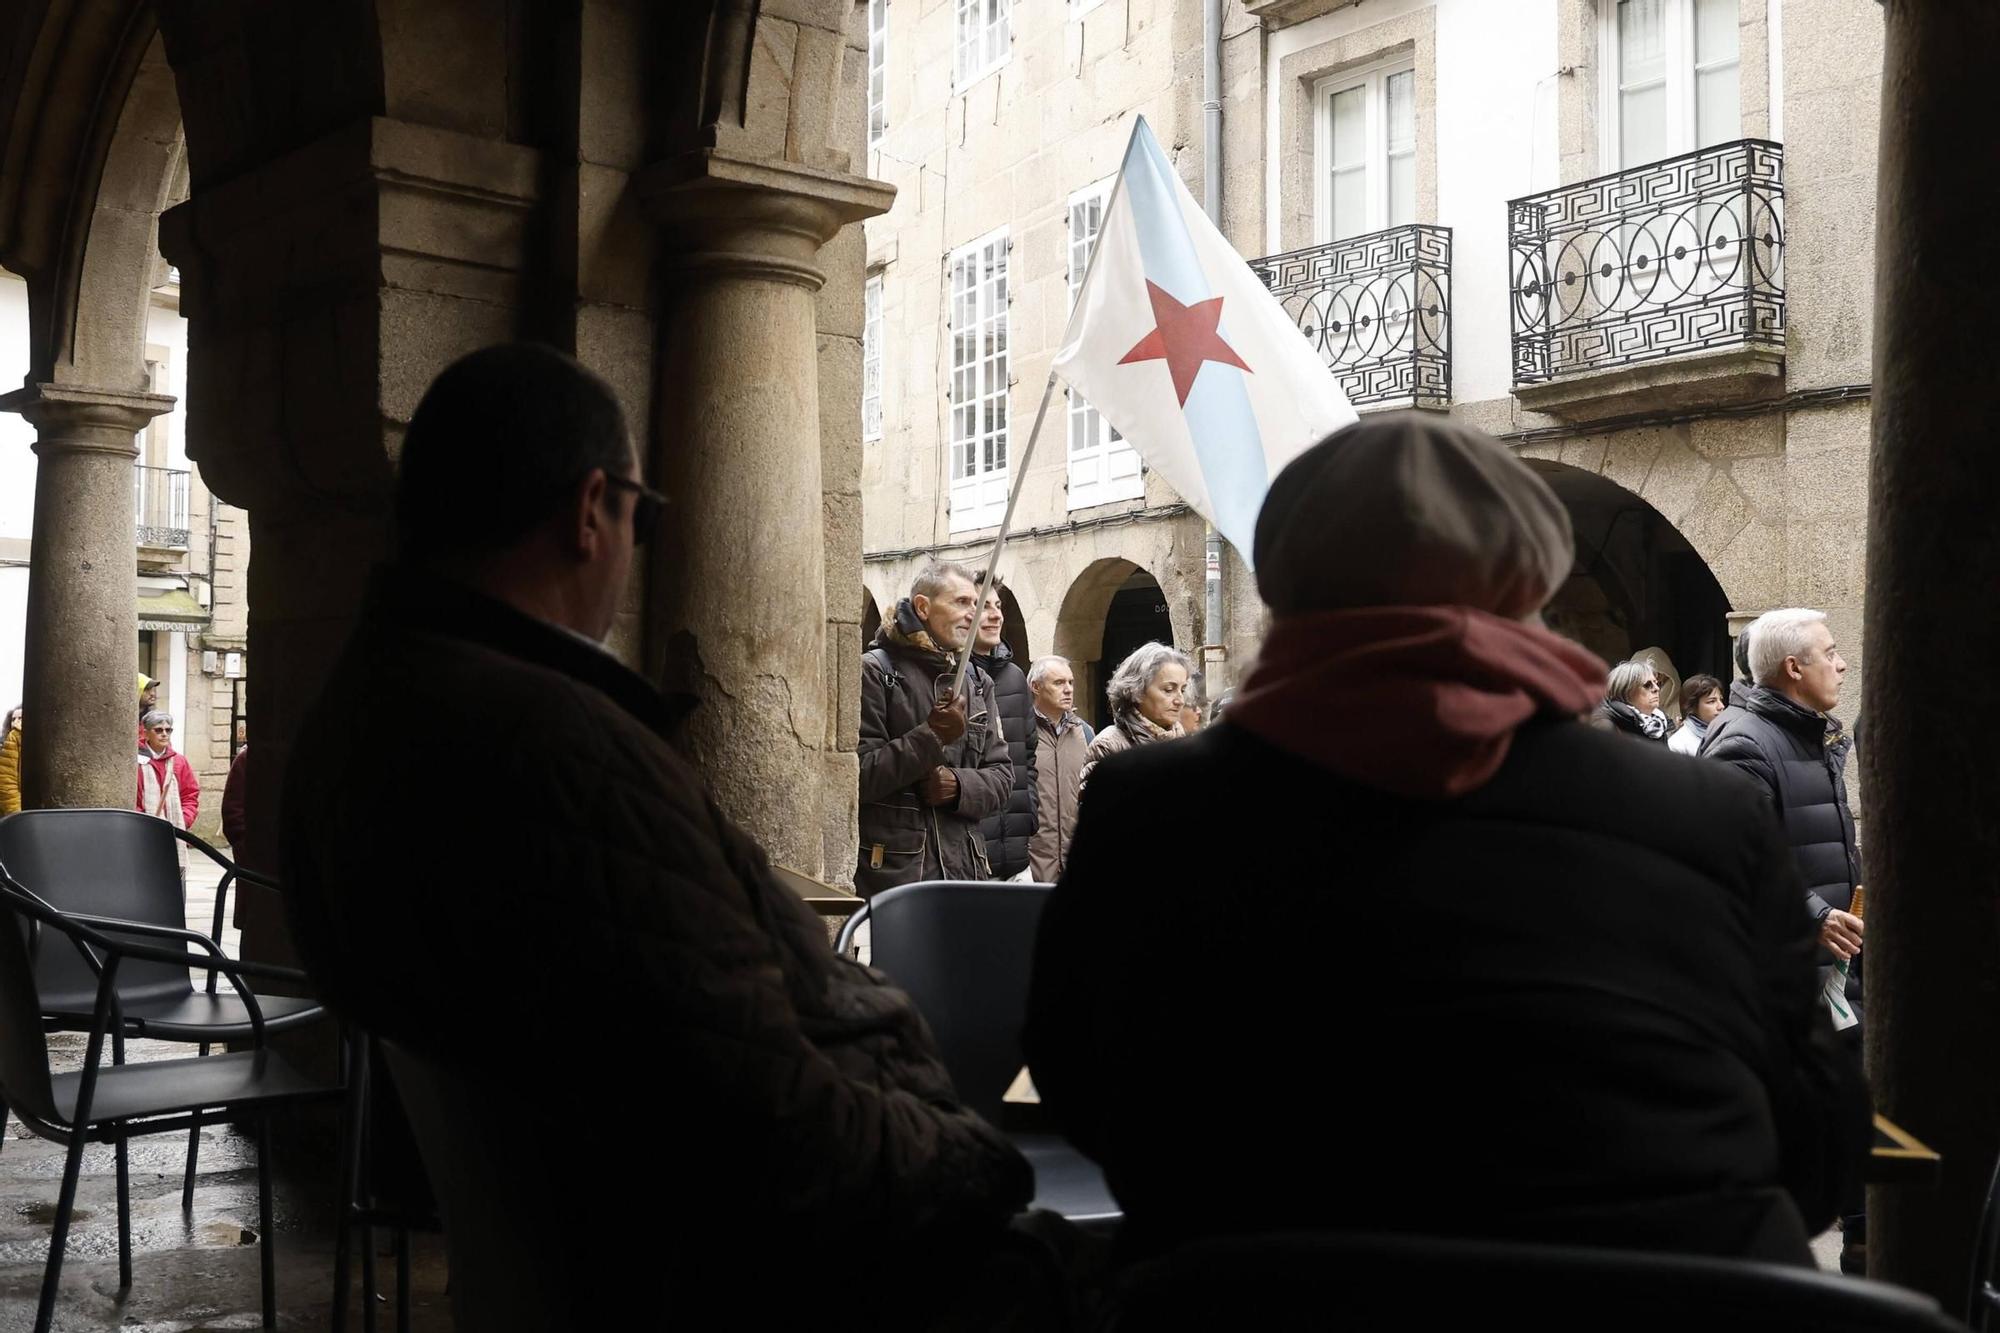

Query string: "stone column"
[[639, 151, 892, 880], [0, 384, 174, 808], [1865, 1, 2000, 1301]]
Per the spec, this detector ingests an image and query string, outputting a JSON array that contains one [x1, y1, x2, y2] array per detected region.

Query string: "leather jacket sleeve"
[[947, 679, 1013, 821]]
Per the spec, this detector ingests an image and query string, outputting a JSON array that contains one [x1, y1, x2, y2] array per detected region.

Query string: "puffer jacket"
[[283, 569, 1031, 1326], [0, 723, 20, 815], [1700, 686, 1861, 925], [857, 601, 1013, 897], [972, 643, 1037, 880]]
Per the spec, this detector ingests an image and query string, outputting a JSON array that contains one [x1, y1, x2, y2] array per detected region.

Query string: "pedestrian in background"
[[1026, 655, 1092, 883], [137, 709, 199, 867], [970, 580, 1038, 882], [1179, 697, 1205, 735], [1670, 674, 1726, 756], [0, 704, 20, 815], [1599, 658, 1669, 742], [1079, 642, 1189, 790], [857, 561, 1013, 895], [221, 742, 250, 854]]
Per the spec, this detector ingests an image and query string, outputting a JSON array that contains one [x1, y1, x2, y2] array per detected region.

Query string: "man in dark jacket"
[[1700, 608, 1864, 981], [282, 345, 1031, 1329], [857, 561, 1013, 897], [971, 580, 1037, 881], [1026, 415, 1867, 1267]]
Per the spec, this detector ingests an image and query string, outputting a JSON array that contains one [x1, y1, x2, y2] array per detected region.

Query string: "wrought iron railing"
[[1253, 224, 1451, 409], [133, 465, 190, 548], [1508, 138, 1784, 385]]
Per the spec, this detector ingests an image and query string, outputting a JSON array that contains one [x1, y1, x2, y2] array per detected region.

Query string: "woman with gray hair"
[[1078, 641, 1189, 789], [1599, 657, 1669, 742]]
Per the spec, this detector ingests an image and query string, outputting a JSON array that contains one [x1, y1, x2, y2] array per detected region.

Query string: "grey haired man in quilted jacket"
[[281, 345, 1043, 1330]]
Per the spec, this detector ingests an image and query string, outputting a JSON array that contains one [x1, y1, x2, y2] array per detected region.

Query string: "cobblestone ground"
[[0, 859, 452, 1331]]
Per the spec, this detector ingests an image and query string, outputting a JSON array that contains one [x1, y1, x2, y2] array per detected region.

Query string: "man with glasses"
[[281, 344, 1032, 1327]]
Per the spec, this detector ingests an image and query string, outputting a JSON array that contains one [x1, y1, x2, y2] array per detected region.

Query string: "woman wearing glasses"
[[1599, 658, 1670, 743]]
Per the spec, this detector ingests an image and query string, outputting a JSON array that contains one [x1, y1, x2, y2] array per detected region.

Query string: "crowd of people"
[[163, 343, 1869, 1328]]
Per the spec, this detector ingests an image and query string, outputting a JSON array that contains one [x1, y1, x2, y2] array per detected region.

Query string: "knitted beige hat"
[[1253, 413, 1575, 619]]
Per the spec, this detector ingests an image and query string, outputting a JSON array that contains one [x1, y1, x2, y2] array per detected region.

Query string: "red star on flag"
[[1118, 280, 1253, 406]]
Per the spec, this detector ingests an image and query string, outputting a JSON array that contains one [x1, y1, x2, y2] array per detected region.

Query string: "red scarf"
[[1228, 606, 1606, 799]]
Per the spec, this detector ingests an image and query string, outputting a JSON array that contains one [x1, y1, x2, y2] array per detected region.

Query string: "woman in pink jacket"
[[136, 710, 200, 863]]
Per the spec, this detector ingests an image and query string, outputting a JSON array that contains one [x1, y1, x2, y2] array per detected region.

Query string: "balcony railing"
[[134, 465, 190, 549], [1508, 138, 1784, 386], [1254, 224, 1451, 410]]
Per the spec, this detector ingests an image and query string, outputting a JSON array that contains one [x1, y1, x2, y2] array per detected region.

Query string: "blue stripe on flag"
[[1120, 119, 1267, 549]]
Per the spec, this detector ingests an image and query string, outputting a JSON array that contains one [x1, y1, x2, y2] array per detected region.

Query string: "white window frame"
[[862, 273, 883, 443], [954, 0, 1011, 90], [1312, 55, 1417, 245], [868, 0, 887, 150], [947, 227, 1010, 535], [1065, 177, 1144, 511], [1598, 0, 1743, 170]]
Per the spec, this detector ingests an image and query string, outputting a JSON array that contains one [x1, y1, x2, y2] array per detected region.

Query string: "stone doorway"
[[1531, 460, 1733, 716]]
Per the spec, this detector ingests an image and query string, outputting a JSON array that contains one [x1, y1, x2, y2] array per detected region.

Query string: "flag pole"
[[946, 119, 1142, 704], [949, 368, 1061, 705]]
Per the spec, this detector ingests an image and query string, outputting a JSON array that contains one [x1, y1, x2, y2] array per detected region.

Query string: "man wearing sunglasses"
[[281, 344, 1032, 1327]]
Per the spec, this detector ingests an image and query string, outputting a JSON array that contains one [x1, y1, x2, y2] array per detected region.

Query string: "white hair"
[[1603, 657, 1656, 707], [1748, 608, 1830, 685], [141, 709, 175, 729], [1026, 656, 1072, 689], [1105, 642, 1192, 714]]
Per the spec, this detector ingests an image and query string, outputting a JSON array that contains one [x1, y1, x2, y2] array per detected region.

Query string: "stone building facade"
[[865, 0, 1879, 739]]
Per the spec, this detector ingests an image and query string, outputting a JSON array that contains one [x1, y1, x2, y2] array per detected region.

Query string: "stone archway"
[[861, 586, 882, 648], [0, 21, 182, 809], [1528, 459, 1734, 693], [1054, 557, 1174, 731]]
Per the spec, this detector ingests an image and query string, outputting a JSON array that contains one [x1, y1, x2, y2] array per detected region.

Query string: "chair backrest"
[[1105, 1231, 1967, 1332], [0, 878, 66, 1126], [850, 879, 1052, 1122], [0, 809, 192, 1011]]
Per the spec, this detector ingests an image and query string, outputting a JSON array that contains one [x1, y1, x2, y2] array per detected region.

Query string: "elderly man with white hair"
[[1026, 414, 1866, 1268], [1700, 608, 1863, 972], [1026, 655, 1093, 883]]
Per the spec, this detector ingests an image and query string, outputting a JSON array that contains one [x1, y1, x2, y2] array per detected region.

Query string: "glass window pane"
[[1697, 64, 1740, 147], [1329, 86, 1364, 166], [1618, 0, 1665, 85], [1330, 165, 1365, 241], [1695, 0, 1739, 64], [1388, 153, 1415, 228], [1385, 71, 1415, 153], [1620, 82, 1667, 167]]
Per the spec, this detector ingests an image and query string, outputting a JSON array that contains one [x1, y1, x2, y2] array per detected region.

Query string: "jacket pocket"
[[967, 827, 994, 880], [857, 801, 927, 898]]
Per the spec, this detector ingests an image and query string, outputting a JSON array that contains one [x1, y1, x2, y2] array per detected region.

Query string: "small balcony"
[[1508, 139, 1785, 421], [1253, 223, 1452, 412], [134, 465, 190, 551]]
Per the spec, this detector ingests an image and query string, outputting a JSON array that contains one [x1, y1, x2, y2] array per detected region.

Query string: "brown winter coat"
[[282, 569, 1031, 1327], [856, 606, 1013, 897], [1029, 710, 1090, 883]]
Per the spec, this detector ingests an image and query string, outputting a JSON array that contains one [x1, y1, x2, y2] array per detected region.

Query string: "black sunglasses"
[[604, 473, 668, 545]]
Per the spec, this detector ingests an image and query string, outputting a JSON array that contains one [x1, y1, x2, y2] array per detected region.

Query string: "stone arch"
[[994, 581, 1029, 664], [1528, 459, 1734, 691], [1054, 557, 1175, 731], [860, 585, 881, 648]]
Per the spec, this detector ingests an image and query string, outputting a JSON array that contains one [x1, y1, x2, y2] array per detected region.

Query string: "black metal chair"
[[0, 809, 326, 1207], [0, 863, 340, 1333], [1968, 1149, 2000, 1329], [836, 879, 1120, 1226], [1102, 1231, 1969, 1332]]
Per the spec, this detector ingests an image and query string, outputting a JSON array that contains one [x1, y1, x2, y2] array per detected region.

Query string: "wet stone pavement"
[[0, 862, 452, 1331]]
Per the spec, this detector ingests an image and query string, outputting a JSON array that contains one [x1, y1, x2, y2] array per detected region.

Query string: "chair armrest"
[[171, 826, 282, 892], [65, 913, 308, 984]]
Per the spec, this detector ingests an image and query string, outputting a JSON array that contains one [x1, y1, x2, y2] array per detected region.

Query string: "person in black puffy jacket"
[[971, 581, 1038, 880]]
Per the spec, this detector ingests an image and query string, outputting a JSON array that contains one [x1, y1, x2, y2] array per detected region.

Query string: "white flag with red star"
[[1052, 117, 1356, 562]]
